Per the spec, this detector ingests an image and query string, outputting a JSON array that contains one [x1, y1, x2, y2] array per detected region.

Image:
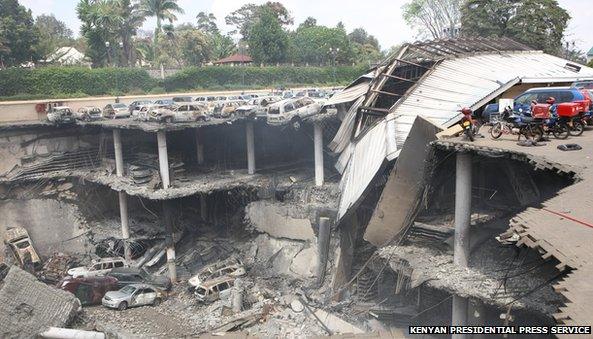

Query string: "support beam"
[[314, 123, 324, 186], [331, 212, 358, 301], [195, 128, 204, 165], [200, 193, 208, 222], [163, 201, 177, 283], [451, 152, 472, 338], [113, 129, 130, 261], [246, 122, 255, 174], [317, 217, 331, 286], [157, 131, 170, 189]]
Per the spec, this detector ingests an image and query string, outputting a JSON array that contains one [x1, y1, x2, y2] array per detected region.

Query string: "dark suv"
[[107, 267, 172, 290]]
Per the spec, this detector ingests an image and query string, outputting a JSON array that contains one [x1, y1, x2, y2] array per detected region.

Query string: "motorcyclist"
[[459, 107, 476, 141], [546, 96, 557, 116]]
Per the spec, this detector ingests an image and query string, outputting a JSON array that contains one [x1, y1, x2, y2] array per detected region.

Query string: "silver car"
[[101, 283, 164, 310]]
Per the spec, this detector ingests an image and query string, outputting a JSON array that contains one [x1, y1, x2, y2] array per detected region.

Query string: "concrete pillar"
[[200, 193, 208, 221], [163, 201, 177, 282], [246, 122, 255, 175], [314, 123, 324, 186], [157, 131, 170, 189], [195, 128, 204, 165], [232, 278, 243, 313], [113, 129, 131, 261], [452, 152, 472, 338], [317, 217, 331, 286], [454, 152, 472, 267]]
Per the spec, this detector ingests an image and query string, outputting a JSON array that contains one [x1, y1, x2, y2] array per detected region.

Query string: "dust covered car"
[[67, 257, 128, 278], [213, 100, 246, 119], [148, 104, 210, 123], [102, 283, 165, 310], [107, 267, 172, 290], [47, 106, 75, 124], [236, 96, 282, 119], [3, 227, 42, 270], [267, 97, 321, 128], [188, 257, 245, 289], [194, 276, 235, 303], [58, 275, 119, 306], [75, 106, 103, 121], [103, 103, 131, 119]]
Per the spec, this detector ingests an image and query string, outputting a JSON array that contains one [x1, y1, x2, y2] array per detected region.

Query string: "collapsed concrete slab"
[[364, 116, 443, 247], [0, 266, 81, 338], [245, 201, 315, 241]]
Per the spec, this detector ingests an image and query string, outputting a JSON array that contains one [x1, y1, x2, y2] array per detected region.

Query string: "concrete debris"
[[38, 252, 78, 284], [245, 201, 315, 241], [0, 266, 81, 338]]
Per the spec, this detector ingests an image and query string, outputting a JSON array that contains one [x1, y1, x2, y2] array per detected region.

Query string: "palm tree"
[[113, 0, 145, 66], [139, 0, 184, 60]]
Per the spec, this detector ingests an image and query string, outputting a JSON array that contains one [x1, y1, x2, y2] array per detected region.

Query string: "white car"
[[148, 104, 210, 123], [102, 283, 164, 310], [236, 96, 282, 119], [188, 257, 245, 288], [267, 97, 322, 128], [67, 257, 128, 278], [47, 106, 76, 124], [103, 103, 131, 119]]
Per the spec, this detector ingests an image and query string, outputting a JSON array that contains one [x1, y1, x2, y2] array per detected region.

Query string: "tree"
[[402, 0, 462, 39], [0, 0, 40, 66], [210, 33, 236, 60], [348, 28, 380, 50], [247, 6, 288, 64], [77, 0, 118, 67], [114, 0, 145, 66], [299, 17, 317, 29], [225, 2, 292, 40], [292, 24, 355, 65], [156, 24, 211, 67], [139, 0, 184, 61], [196, 11, 218, 34], [35, 14, 74, 58], [460, 0, 570, 54]]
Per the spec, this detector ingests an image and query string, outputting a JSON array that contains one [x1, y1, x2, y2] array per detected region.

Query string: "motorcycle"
[[542, 115, 570, 139], [490, 107, 543, 140], [459, 108, 475, 141]]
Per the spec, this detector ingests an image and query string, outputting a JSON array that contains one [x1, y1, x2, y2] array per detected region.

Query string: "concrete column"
[[314, 123, 324, 186], [452, 152, 472, 338], [163, 201, 177, 282], [246, 122, 255, 175], [454, 152, 472, 267], [195, 128, 204, 165], [157, 131, 170, 189], [200, 193, 208, 221], [232, 278, 243, 313], [317, 217, 331, 286], [113, 129, 131, 261]]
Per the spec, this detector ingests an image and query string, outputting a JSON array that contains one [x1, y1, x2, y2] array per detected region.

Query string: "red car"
[[58, 275, 119, 306]]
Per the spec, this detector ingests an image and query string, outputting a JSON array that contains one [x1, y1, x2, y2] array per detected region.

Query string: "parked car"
[[58, 275, 119, 306], [194, 276, 235, 303], [267, 97, 321, 128], [236, 96, 282, 119], [102, 283, 165, 310], [47, 106, 75, 124], [213, 100, 246, 119], [188, 257, 245, 289], [195, 96, 217, 104], [153, 99, 176, 109], [103, 103, 131, 119], [172, 96, 193, 103], [3, 227, 42, 270], [75, 106, 103, 121], [572, 80, 593, 90], [107, 267, 172, 290], [148, 104, 210, 123], [483, 87, 590, 120], [129, 100, 153, 114], [67, 257, 128, 278]]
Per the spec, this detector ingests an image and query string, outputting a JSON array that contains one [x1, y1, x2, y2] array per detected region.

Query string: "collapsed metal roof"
[[333, 37, 593, 221]]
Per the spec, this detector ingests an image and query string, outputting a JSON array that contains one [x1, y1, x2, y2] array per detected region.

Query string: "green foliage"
[[35, 14, 74, 59], [0, 0, 40, 65], [0, 67, 156, 97], [402, 0, 462, 39], [248, 7, 289, 64], [162, 65, 366, 91], [292, 25, 355, 65], [225, 2, 292, 39], [156, 24, 211, 67], [460, 0, 570, 54]]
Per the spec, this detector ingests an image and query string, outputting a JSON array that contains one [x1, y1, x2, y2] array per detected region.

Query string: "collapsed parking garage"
[[3, 38, 593, 338]]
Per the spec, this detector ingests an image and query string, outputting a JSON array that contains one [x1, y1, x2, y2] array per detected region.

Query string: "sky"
[[19, 0, 593, 53]]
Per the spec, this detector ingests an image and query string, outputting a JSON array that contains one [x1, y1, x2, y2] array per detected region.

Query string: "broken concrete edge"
[[291, 298, 365, 335]]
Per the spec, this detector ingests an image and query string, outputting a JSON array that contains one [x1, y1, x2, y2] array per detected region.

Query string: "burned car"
[[107, 267, 172, 290], [3, 227, 42, 270], [67, 256, 128, 278], [194, 276, 235, 303], [148, 104, 210, 123], [103, 103, 131, 119], [102, 283, 165, 310], [58, 275, 119, 306], [75, 106, 103, 121], [267, 97, 321, 129], [188, 257, 245, 289], [213, 100, 246, 119], [236, 96, 282, 119], [47, 106, 75, 124]]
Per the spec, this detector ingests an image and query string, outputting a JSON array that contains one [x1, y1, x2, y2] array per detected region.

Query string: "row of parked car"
[[57, 254, 246, 310], [45, 88, 338, 127]]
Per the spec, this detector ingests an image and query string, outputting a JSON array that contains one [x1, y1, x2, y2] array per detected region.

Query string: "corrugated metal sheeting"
[[389, 51, 593, 147]]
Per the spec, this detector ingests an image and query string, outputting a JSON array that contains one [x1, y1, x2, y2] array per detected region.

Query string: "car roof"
[[126, 283, 152, 289], [524, 86, 576, 92], [199, 275, 235, 289], [110, 267, 142, 274], [92, 257, 125, 264], [53, 106, 71, 109]]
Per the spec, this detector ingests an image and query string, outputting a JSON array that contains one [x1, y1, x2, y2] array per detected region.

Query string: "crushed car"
[[194, 276, 235, 303], [213, 100, 246, 119], [67, 256, 128, 278], [102, 283, 165, 310], [107, 267, 172, 290], [267, 97, 322, 129], [148, 104, 210, 123], [188, 257, 245, 290], [75, 106, 103, 121], [236, 96, 282, 119], [3, 227, 42, 270], [129, 100, 153, 115], [58, 275, 119, 306], [103, 103, 131, 119], [47, 106, 76, 124]]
